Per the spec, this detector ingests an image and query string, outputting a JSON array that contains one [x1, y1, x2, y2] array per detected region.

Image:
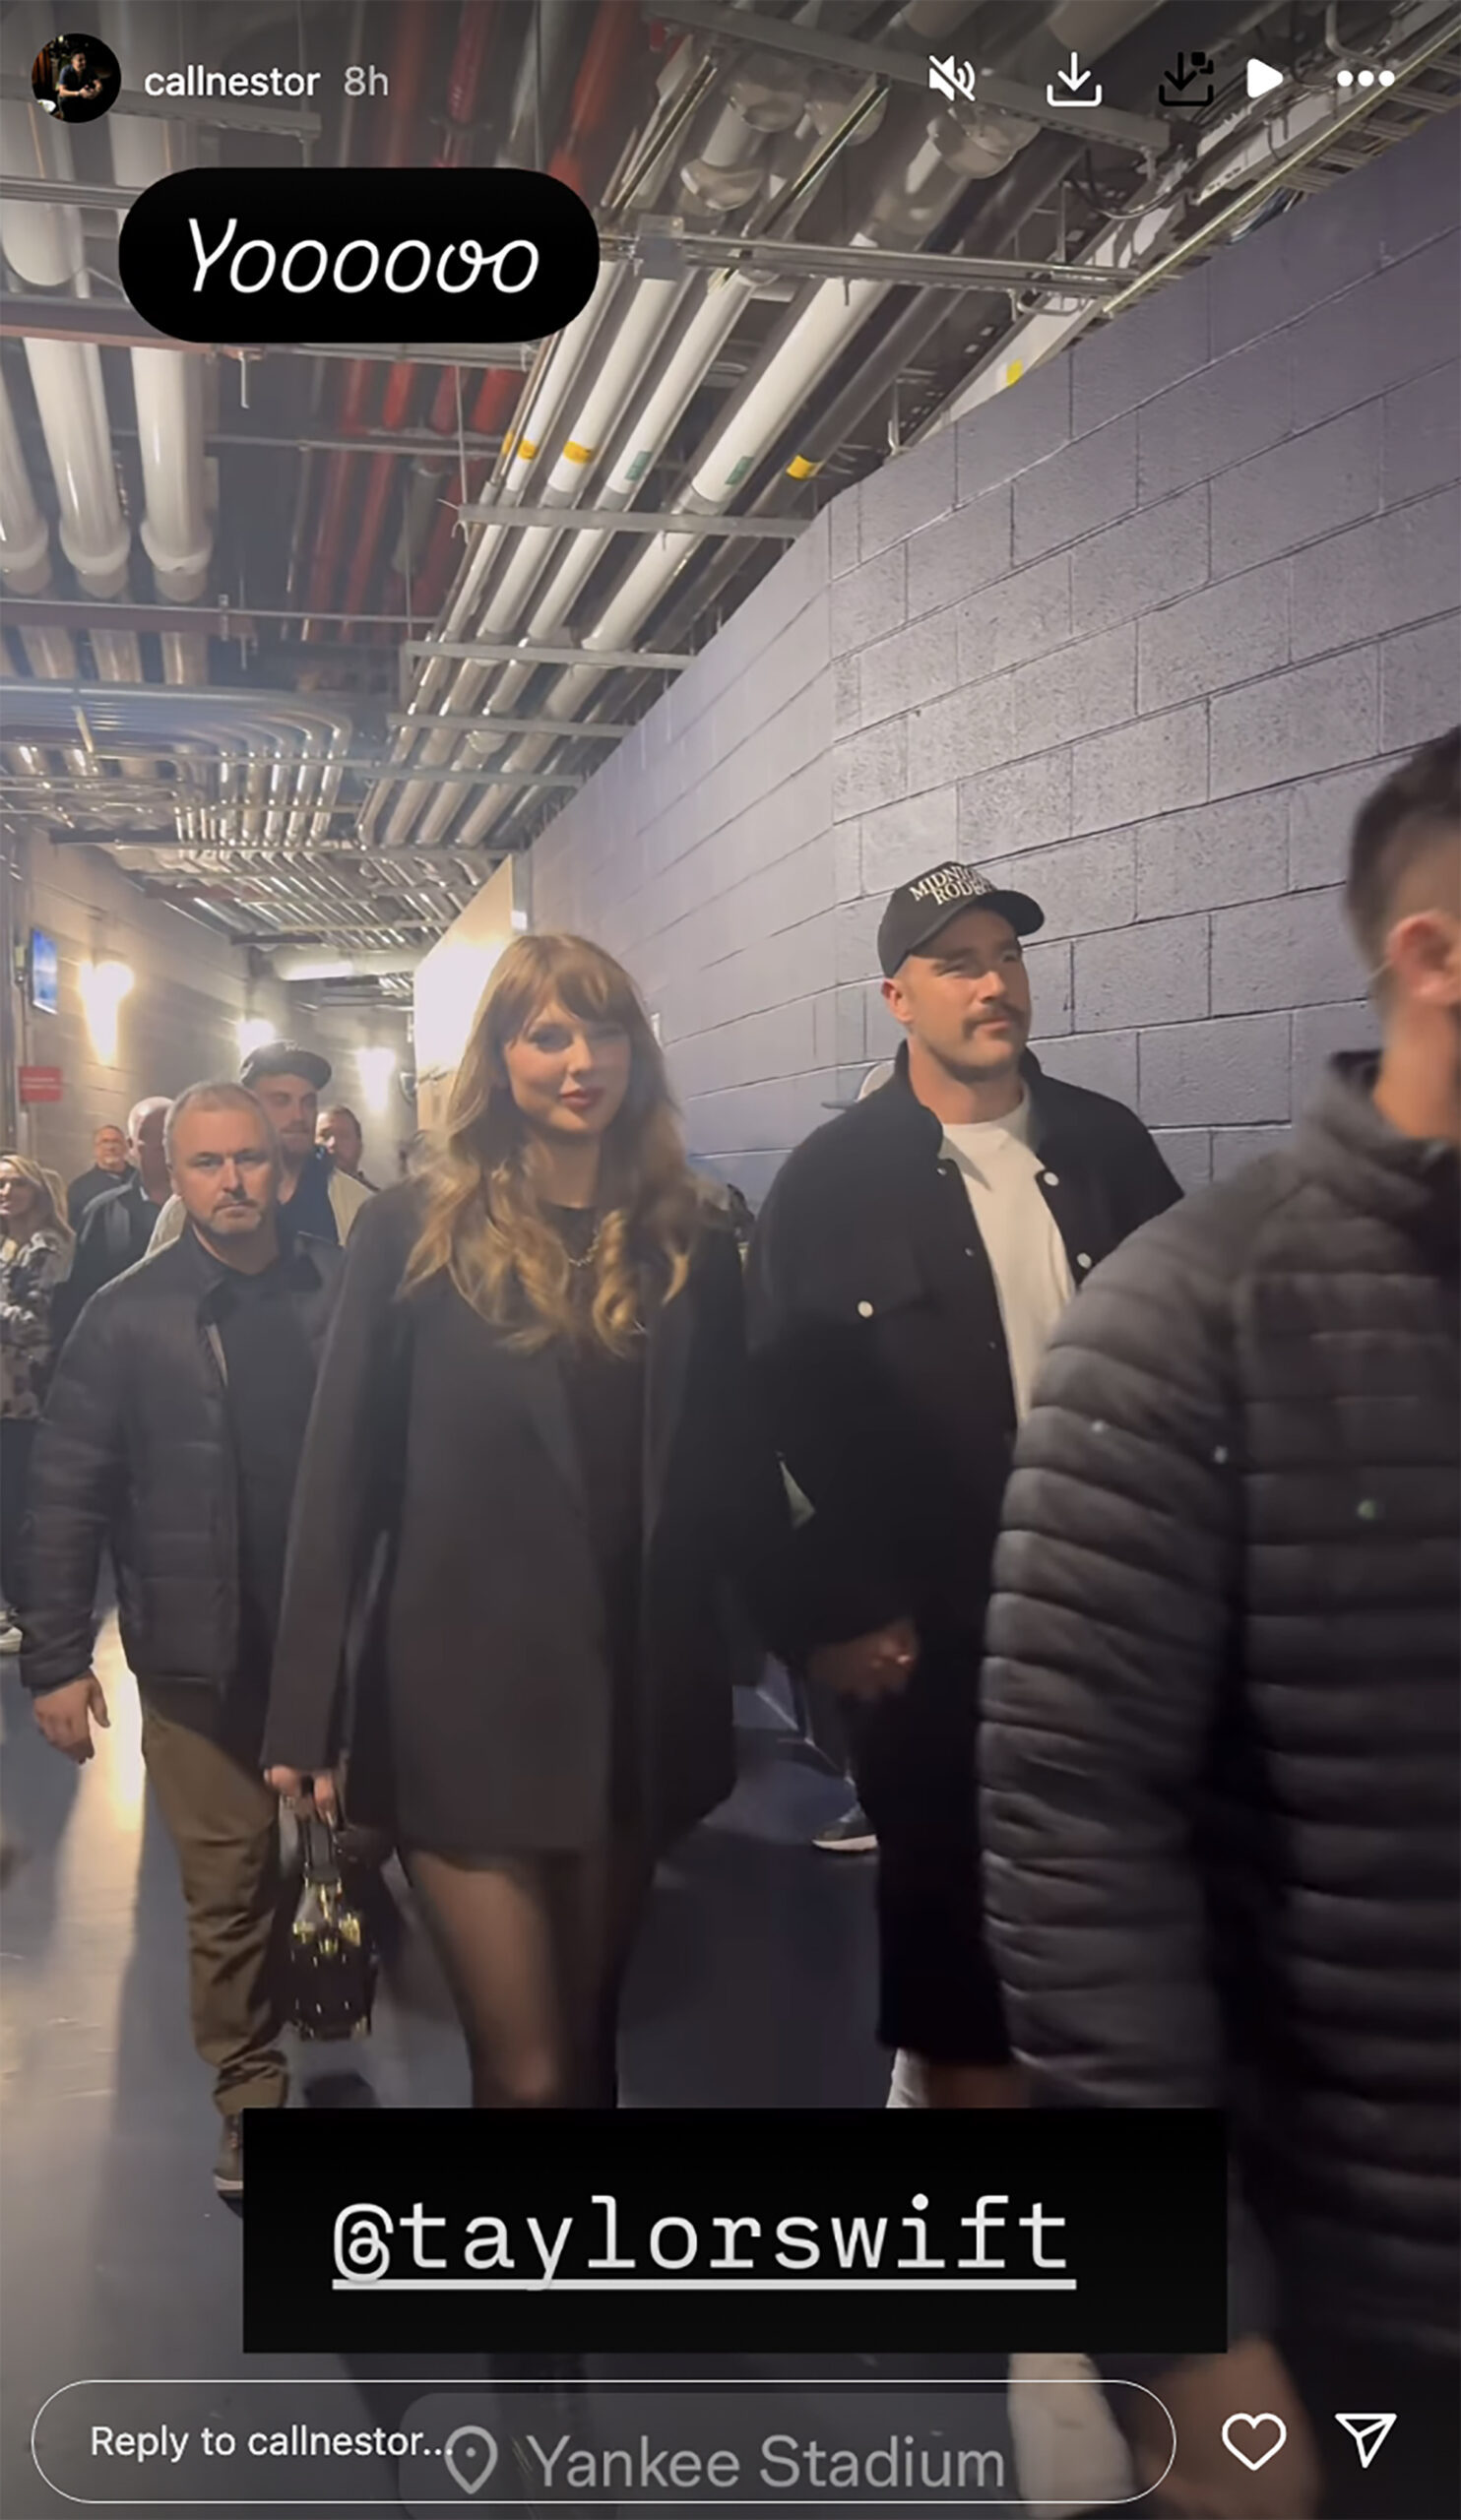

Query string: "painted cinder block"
[[1073, 703, 1207, 835], [1210, 402, 1381, 579], [908, 484, 1011, 621], [1379, 613, 1461, 751], [1034, 1029, 1138, 1104], [1137, 791, 1289, 919], [1137, 1011, 1291, 1126], [1210, 649, 1378, 797], [1075, 913, 1210, 1033], [858, 608, 960, 727], [1138, 339, 1291, 505], [1290, 486, 1460, 662], [833, 720, 906, 823], [1211, 888, 1362, 1015], [859, 427, 957, 559], [829, 543, 906, 658], [1288, 233, 1461, 433], [1010, 621, 1136, 756], [858, 788, 959, 893], [1138, 556, 1289, 713], [1070, 484, 1209, 637], [978, 828, 1136, 940], [1382, 360, 1460, 505], [959, 548, 1071, 678], [959, 748, 1073, 860], [955, 358, 1071, 503], [1073, 269, 1212, 435], [1013, 411, 1136, 565]]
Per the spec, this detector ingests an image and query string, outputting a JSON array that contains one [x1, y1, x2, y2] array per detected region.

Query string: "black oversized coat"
[[261, 1182, 796, 1856], [981, 1055, 1460, 2359]]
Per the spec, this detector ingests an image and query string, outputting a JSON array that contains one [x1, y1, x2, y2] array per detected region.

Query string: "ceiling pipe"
[[106, 4, 215, 606], [408, 0, 650, 620], [301, 1, 436, 636], [339, 0, 499, 632]]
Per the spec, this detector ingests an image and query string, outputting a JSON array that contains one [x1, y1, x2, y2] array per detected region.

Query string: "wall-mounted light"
[[356, 1046, 397, 1115], [80, 960, 134, 1063], [237, 1016, 276, 1059]]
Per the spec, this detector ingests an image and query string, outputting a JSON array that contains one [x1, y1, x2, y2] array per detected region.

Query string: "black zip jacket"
[[19, 1225, 343, 1698], [743, 1042, 1181, 1653], [981, 1054, 1460, 2359]]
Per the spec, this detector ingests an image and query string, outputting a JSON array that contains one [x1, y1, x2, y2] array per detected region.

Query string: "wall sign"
[[19, 1066, 64, 1104]]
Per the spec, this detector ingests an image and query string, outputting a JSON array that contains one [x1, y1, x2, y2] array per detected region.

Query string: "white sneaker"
[[1007, 2354, 1136, 2515], [0, 1614, 21, 1658]]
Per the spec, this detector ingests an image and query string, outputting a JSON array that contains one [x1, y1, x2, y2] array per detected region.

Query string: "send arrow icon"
[[1335, 2414, 1397, 2470]]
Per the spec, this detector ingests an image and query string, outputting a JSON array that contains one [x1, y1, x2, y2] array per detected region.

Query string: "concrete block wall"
[[530, 115, 1460, 1199]]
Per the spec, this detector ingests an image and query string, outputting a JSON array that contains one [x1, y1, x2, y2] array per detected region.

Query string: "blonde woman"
[[0, 1154, 74, 1650], [263, 935, 796, 2107]]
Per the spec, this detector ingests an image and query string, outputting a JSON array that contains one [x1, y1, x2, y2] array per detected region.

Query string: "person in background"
[[981, 729, 1460, 2520], [20, 1084, 345, 2199], [317, 1104, 377, 1191], [67, 1123, 132, 1228], [262, 933, 799, 2112], [150, 1045, 371, 1253], [744, 860, 1181, 2112], [0, 1155, 74, 1655], [58, 1098, 172, 1337]]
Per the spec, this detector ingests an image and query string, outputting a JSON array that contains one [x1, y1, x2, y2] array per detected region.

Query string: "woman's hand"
[[265, 1765, 340, 1824]]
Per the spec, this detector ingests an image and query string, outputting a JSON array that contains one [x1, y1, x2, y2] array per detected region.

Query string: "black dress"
[[542, 1205, 647, 1831]]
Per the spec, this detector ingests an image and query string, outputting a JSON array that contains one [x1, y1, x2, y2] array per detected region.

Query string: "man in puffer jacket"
[[981, 729, 1459, 2520]]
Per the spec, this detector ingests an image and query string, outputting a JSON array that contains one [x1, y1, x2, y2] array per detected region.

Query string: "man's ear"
[[881, 976, 911, 1030], [1389, 910, 1461, 1010]]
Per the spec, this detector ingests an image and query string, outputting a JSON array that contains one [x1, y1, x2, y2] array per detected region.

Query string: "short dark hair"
[[1347, 728, 1460, 967]]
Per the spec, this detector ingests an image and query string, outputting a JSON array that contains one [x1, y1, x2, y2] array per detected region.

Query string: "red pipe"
[[405, 1, 644, 624], [302, 1, 437, 633], [341, 4, 498, 629]]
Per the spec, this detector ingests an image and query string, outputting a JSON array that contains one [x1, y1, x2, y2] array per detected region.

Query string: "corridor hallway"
[[2, 1618, 1020, 2517]]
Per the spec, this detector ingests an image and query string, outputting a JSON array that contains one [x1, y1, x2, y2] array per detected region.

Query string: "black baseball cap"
[[877, 860, 1045, 977], [239, 1040, 332, 1092]]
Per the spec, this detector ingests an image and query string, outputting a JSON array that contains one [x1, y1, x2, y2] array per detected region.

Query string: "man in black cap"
[[744, 860, 1180, 2110], [150, 1044, 372, 1255]]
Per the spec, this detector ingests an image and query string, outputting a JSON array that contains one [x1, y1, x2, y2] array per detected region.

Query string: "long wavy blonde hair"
[[0, 1152, 74, 1259], [402, 933, 704, 1354]]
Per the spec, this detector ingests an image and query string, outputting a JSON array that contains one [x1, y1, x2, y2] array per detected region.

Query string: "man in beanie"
[[150, 1044, 372, 1254], [744, 860, 1180, 2110]]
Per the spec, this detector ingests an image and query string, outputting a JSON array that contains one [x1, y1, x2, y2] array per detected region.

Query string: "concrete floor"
[[3, 1622, 1028, 2517]]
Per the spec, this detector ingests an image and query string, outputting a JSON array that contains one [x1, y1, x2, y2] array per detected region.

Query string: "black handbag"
[[286, 1814, 378, 2042]]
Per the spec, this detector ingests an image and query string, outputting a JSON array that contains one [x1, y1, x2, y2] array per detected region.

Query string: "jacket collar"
[[866, 1038, 1057, 1156], [178, 1217, 327, 1305], [1296, 1052, 1460, 1258]]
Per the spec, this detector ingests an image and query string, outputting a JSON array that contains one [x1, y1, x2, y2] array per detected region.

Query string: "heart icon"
[[443, 2425, 499, 2495], [1222, 2413, 1287, 2472]]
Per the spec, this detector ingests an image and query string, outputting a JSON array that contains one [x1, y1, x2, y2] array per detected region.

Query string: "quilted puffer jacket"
[[20, 1223, 342, 1698], [981, 1053, 1459, 2360]]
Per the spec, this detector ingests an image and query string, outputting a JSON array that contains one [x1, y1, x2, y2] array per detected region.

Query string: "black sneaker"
[[213, 2116, 244, 2197], [813, 1802, 876, 1854]]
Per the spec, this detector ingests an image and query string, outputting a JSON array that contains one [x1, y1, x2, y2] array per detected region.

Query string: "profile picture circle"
[[32, 32, 122, 123]]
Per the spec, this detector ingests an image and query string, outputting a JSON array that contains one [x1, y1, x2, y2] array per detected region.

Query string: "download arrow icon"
[[1335, 2414, 1397, 2471], [1048, 49, 1103, 106]]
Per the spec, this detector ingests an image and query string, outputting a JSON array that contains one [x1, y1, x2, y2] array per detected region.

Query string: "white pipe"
[[0, 366, 50, 593], [107, 6, 214, 601], [273, 947, 426, 980], [21, 340, 131, 597]]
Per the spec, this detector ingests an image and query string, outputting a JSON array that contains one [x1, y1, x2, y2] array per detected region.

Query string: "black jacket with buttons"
[[980, 1054, 1460, 2357], [742, 1042, 1181, 1655]]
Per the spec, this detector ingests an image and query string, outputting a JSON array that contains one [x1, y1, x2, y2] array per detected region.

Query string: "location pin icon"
[[443, 2426, 499, 2495]]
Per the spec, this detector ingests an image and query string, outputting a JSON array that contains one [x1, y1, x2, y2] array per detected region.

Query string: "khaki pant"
[[140, 1684, 289, 2115]]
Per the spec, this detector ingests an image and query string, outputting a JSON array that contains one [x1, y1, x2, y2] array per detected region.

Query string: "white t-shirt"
[[941, 1096, 1074, 1421]]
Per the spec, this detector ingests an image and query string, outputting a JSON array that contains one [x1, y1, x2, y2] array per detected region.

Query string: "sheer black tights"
[[404, 1846, 653, 2108]]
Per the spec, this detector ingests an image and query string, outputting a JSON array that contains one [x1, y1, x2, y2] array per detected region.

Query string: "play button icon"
[[1246, 57, 1286, 97]]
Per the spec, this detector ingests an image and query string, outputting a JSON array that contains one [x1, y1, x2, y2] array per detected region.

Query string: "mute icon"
[[1335, 2414, 1397, 2471]]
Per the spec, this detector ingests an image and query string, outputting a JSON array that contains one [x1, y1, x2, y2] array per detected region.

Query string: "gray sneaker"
[[213, 2116, 244, 2198], [813, 1802, 876, 1854]]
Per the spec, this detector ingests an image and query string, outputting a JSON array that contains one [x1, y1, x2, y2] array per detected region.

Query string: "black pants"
[[0, 1417, 36, 1609], [843, 1625, 1010, 2066]]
